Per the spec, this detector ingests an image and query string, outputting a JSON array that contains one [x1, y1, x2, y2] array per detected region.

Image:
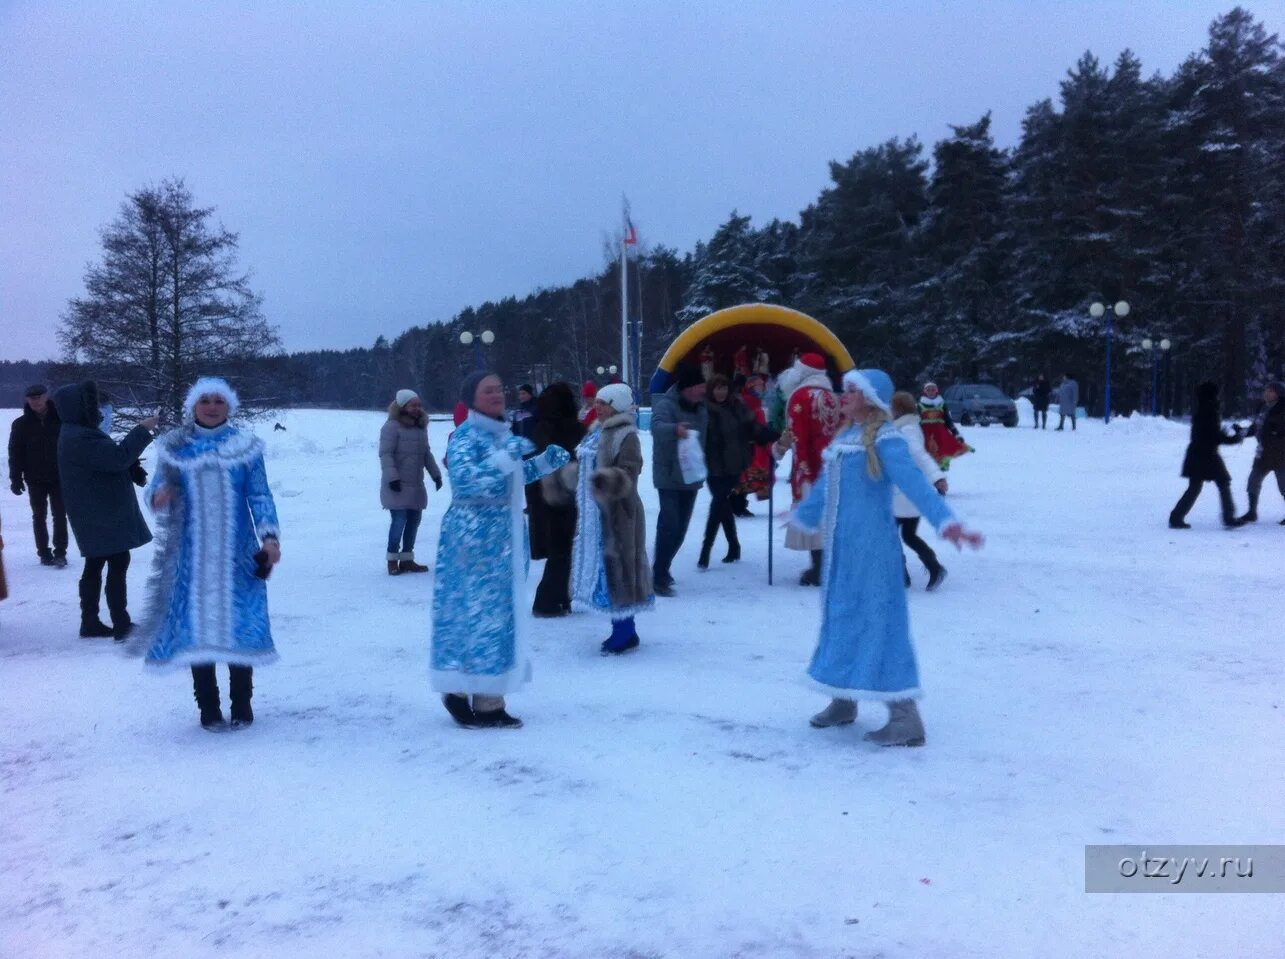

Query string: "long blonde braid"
[[860, 408, 890, 479]]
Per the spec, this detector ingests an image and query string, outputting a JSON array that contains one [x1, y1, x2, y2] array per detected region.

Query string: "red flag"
[[624, 215, 637, 246]]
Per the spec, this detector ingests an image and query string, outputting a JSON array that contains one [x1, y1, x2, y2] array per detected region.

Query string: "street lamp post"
[[459, 330, 495, 371], [1140, 336, 1172, 415], [1090, 300, 1130, 424]]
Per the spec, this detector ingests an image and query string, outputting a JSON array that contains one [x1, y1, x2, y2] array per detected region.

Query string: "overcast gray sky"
[[0, 0, 1255, 361]]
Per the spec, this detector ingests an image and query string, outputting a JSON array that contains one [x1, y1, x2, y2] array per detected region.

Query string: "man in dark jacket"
[[8, 384, 68, 566], [649, 364, 708, 596], [1238, 380, 1285, 525], [51, 381, 158, 638], [1031, 375, 1051, 429], [1169, 381, 1243, 529], [510, 384, 540, 442]]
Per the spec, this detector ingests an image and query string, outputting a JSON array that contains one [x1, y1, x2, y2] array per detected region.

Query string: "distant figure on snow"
[[8, 384, 68, 567], [1055, 373, 1079, 431], [380, 389, 442, 575], [917, 381, 971, 471], [1168, 380, 1244, 530], [1031, 375, 1051, 429], [1237, 380, 1285, 526]]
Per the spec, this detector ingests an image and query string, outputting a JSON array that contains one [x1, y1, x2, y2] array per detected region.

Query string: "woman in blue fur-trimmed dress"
[[568, 383, 654, 655], [789, 369, 983, 747], [431, 372, 570, 729], [136, 378, 281, 731]]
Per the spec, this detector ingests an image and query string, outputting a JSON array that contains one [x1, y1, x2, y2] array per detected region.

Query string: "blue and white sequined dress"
[[138, 424, 280, 669], [430, 411, 569, 695]]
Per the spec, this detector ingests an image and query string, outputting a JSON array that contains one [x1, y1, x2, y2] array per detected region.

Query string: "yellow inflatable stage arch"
[[648, 303, 854, 395]]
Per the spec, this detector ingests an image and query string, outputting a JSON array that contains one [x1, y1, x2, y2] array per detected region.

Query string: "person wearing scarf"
[[431, 371, 570, 728], [134, 377, 281, 731], [568, 383, 653, 654], [789, 370, 983, 747]]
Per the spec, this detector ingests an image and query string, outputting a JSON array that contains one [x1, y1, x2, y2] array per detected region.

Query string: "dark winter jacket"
[[703, 395, 757, 479], [1246, 399, 1285, 472], [8, 402, 62, 486], [1032, 378, 1051, 411], [51, 382, 154, 558], [529, 384, 585, 561], [511, 398, 539, 441], [650, 385, 709, 491], [1180, 382, 1241, 483]]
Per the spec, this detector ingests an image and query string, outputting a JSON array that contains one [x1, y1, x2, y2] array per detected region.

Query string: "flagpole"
[[616, 201, 627, 385]]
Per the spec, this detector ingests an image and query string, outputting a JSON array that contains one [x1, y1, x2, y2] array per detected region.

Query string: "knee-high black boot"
[[191, 664, 226, 730], [800, 549, 823, 586], [229, 665, 254, 728], [697, 510, 718, 569]]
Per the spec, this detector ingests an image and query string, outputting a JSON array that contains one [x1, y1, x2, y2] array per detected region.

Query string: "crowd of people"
[[6, 359, 1281, 744]]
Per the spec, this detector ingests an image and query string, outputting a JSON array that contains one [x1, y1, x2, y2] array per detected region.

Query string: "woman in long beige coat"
[[569, 383, 653, 654], [380, 390, 442, 574]]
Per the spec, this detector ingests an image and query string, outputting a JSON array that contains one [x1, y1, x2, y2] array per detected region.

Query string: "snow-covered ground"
[[2, 407, 1281, 958]]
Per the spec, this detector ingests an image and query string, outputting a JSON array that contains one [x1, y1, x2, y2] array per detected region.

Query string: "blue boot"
[[601, 617, 640, 655]]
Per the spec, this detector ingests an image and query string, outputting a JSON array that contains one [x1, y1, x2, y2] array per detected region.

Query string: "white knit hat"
[[596, 383, 634, 414], [395, 389, 418, 407]]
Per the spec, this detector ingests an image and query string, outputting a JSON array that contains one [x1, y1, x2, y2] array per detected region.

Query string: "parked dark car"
[[944, 383, 1019, 427]]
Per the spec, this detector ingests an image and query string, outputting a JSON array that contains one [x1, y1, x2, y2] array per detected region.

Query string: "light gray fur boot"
[[809, 698, 857, 728], [863, 700, 926, 747]]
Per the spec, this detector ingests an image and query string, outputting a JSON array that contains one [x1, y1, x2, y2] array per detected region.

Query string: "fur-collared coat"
[[379, 406, 442, 510], [430, 412, 570, 695], [138, 423, 280, 669], [570, 412, 654, 615]]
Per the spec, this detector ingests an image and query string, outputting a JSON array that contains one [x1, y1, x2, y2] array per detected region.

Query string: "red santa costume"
[[737, 380, 773, 501], [918, 383, 972, 470], [579, 381, 600, 429], [776, 353, 841, 552]]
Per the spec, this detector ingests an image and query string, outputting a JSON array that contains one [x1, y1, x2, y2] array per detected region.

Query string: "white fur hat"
[[596, 383, 634, 414], [183, 377, 239, 421], [395, 389, 419, 407]]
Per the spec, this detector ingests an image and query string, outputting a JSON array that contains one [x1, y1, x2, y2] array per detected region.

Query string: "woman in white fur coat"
[[890, 391, 948, 591], [136, 378, 281, 732]]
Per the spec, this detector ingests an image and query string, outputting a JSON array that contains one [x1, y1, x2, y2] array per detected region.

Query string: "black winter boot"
[[697, 535, 714, 570], [229, 665, 254, 728], [442, 694, 479, 728], [191, 664, 227, 731], [800, 550, 823, 586], [80, 619, 114, 638]]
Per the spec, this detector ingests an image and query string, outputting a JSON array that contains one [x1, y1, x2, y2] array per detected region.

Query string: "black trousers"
[[1171, 477, 1236, 524], [1058, 412, 1076, 430], [701, 476, 740, 554], [1246, 462, 1285, 513], [1033, 407, 1048, 429], [79, 551, 130, 625], [533, 506, 576, 614], [652, 489, 698, 585], [898, 517, 941, 575], [27, 480, 68, 557], [191, 664, 253, 714]]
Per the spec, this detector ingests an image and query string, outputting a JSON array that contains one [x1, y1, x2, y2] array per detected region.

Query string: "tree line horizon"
[[9, 6, 1282, 421]]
